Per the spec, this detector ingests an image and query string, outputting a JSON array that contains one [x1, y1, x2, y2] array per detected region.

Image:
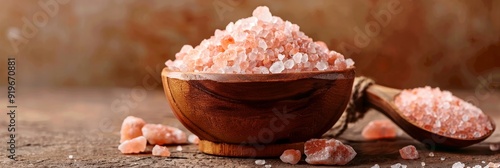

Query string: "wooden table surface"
[[0, 88, 499, 167]]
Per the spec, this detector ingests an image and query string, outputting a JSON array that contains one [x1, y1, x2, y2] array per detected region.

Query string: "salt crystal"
[[176, 145, 183, 152], [304, 139, 356, 165], [421, 162, 426, 167], [452, 162, 465, 168], [372, 164, 380, 168], [118, 136, 147, 154], [264, 165, 272, 168], [482, 161, 486, 164], [141, 124, 187, 145], [490, 143, 500, 151], [399, 145, 419, 160], [472, 165, 482, 168], [428, 152, 435, 157], [68, 155, 73, 159], [391, 163, 402, 168], [120, 116, 146, 143], [279, 149, 301, 164], [269, 61, 285, 73], [284, 60, 295, 69], [255, 159, 266, 165], [361, 120, 398, 140], [486, 162, 500, 168], [152, 145, 171, 157], [252, 6, 272, 22], [394, 87, 493, 139], [165, 6, 354, 74], [188, 134, 200, 144], [441, 157, 446, 161]]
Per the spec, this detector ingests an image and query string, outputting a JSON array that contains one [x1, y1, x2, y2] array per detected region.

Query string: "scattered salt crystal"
[[264, 164, 272, 168], [118, 136, 147, 154], [280, 149, 301, 164], [120, 116, 146, 143], [452, 162, 466, 168], [188, 134, 200, 144], [361, 120, 398, 140], [255, 159, 266, 165], [440, 157, 446, 161], [421, 162, 426, 167], [490, 143, 500, 151], [141, 124, 187, 145], [152, 145, 171, 157], [428, 152, 434, 157], [269, 61, 285, 73], [472, 165, 482, 168], [68, 155, 73, 159], [176, 145, 183, 152], [165, 6, 354, 74], [304, 139, 356, 165], [391, 163, 402, 168], [371, 164, 380, 168], [486, 162, 500, 168], [399, 145, 419, 160], [394, 86, 493, 139], [482, 161, 486, 164]]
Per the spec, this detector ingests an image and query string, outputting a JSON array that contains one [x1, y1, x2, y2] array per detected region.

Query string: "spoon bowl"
[[366, 84, 496, 148], [161, 67, 355, 156]]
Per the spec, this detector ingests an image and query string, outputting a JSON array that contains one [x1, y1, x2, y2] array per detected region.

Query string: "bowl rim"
[[161, 67, 355, 83]]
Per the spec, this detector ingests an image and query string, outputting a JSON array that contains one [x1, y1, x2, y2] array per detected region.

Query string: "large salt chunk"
[[118, 136, 147, 154], [120, 116, 146, 143], [280, 149, 301, 164], [361, 120, 398, 140], [304, 139, 356, 165], [142, 124, 187, 145], [399, 145, 419, 160], [252, 6, 272, 22], [152, 145, 171, 157]]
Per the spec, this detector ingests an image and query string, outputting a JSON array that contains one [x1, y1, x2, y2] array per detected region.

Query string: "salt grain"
[[304, 139, 356, 165], [152, 145, 171, 157], [264, 164, 272, 168], [421, 162, 426, 167], [452, 162, 465, 168], [441, 157, 446, 161], [255, 159, 266, 165], [118, 136, 147, 154], [490, 143, 499, 151], [166, 6, 354, 74], [428, 152, 435, 157], [68, 155, 73, 159], [399, 145, 419, 160], [280, 149, 301, 164], [372, 164, 380, 168], [176, 145, 183, 152], [394, 86, 493, 139], [472, 165, 482, 168]]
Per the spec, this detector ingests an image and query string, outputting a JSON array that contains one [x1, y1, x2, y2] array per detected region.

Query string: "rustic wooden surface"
[[0, 88, 499, 167]]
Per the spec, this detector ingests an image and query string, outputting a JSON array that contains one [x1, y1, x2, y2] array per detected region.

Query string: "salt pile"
[[394, 86, 493, 139], [165, 6, 354, 74]]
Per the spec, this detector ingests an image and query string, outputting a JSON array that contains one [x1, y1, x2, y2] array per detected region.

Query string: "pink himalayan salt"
[[490, 143, 500, 151], [361, 120, 398, 140], [399, 145, 419, 160], [165, 6, 354, 74], [280, 149, 301, 164], [120, 116, 146, 143], [487, 162, 500, 168], [152, 145, 171, 157], [118, 136, 147, 154], [394, 86, 493, 139], [304, 139, 356, 165], [188, 134, 200, 144], [141, 124, 187, 145]]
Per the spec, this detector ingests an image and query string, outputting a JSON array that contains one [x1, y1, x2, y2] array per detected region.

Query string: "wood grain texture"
[[366, 84, 496, 148], [162, 68, 355, 156], [198, 140, 304, 157]]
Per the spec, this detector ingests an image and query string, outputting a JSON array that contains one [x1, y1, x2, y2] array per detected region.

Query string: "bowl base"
[[198, 140, 304, 157]]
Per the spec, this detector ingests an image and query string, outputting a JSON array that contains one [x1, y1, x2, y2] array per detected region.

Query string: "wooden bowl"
[[161, 67, 355, 156]]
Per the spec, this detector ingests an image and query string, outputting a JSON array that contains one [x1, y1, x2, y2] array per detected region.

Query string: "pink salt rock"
[[304, 139, 357, 165], [394, 86, 493, 139], [399, 145, 419, 160], [152, 145, 171, 157], [362, 120, 398, 140], [120, 116, 146, 143], [165, 6, 354, 74], [118, 136, 147, 154], [141, 124, 187, 145], [188, 134, 200, 144], [280, 149, 301, 164]]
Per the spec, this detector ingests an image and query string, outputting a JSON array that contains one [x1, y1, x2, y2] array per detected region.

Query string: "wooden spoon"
[[365, 84, 496, 148]]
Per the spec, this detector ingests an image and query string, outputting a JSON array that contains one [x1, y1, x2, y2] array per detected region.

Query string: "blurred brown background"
[[0, 0, 499, 89]]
